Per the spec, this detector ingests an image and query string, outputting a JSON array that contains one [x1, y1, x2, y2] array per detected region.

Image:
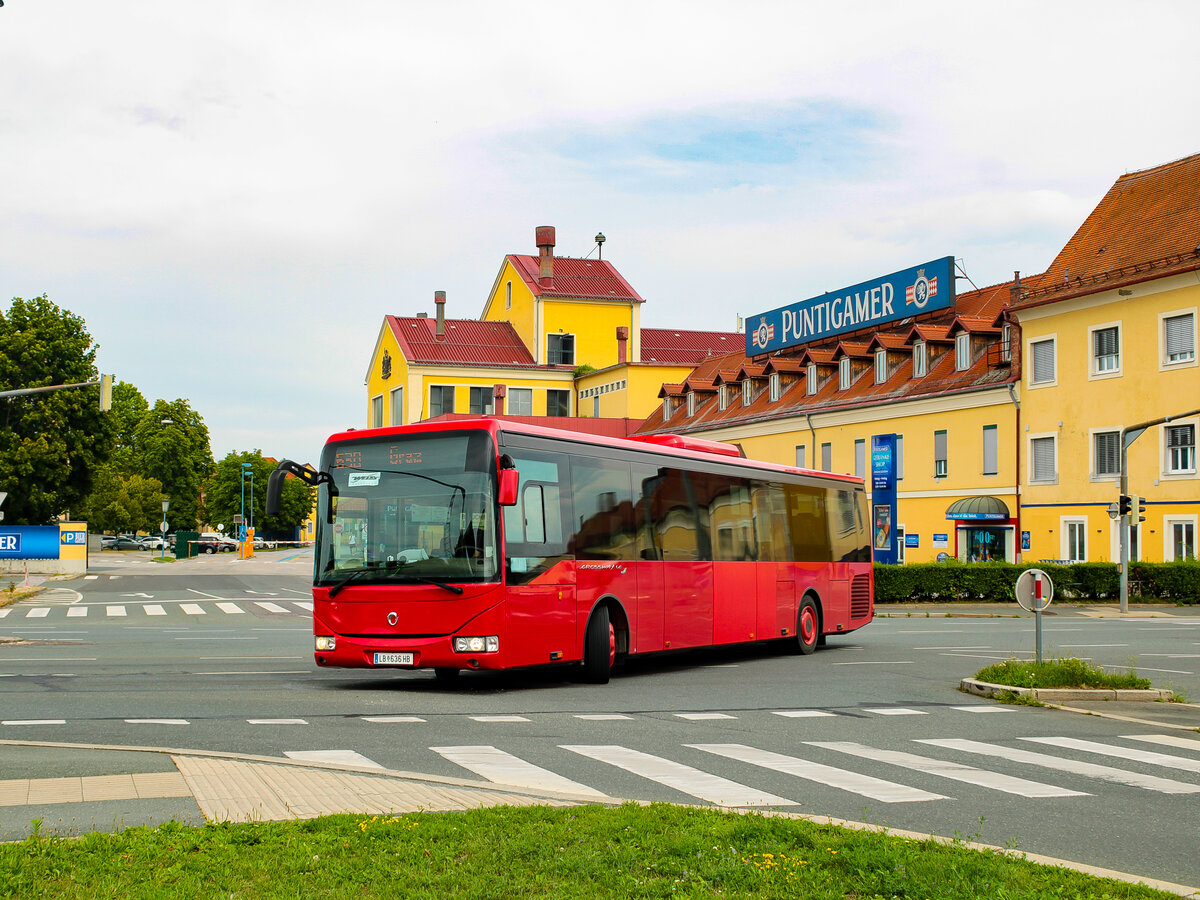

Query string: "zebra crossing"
[[0, 599, 312, 621]]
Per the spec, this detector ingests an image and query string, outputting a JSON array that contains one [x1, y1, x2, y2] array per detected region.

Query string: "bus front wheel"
[[583, 605, 614, 684], [795, 597, 819, 655]]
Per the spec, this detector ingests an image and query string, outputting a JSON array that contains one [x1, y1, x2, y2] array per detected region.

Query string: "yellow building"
[[364, 227, 740, 429], [1011, 153, 1200, 563]]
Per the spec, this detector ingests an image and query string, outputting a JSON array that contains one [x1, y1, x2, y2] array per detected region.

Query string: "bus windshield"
[[315, 430, 500, 588]]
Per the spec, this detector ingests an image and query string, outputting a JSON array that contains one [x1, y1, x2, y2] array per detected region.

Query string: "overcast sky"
[[3, 1, 1197, 464]]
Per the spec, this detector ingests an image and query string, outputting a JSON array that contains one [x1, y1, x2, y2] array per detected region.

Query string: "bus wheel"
[[433, 667, 460, 681], [583, 605, 613, 684], [795, 597, 819, 655]]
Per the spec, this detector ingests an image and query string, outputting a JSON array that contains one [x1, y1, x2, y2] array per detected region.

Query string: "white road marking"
[[950, 705, 1013, 713], [26, 608, 49, 618], [84, 575, 98, 580], [864, 708, 927, 716], [433, 745, 607, 797], [247, 718, 309, 725], [773, 710, 839, 719], [180, 604, 206, 616], [1125, 734, 1200, 753], [362, 716, 426, 723], [246, 591, 279, 596], [121, 593, 153, 599], [0, 609, 8, 618], [690, 743, 945, 803], [1020, 737, 1200, 774], [285, 750, 383, 769], [125, 719, 189, 725], [833, 661, 914, 666], [2, 719, 67, 726], [675, 713, 736, 720], [294, 602, 314, 611], [920, 738, 1200, 794], [575, 714, 633, 721], [914, 646, 992, 651], [66, 607, 88, 618], [563, 744, 794, 807], [106, 606, 126, 617], [145, 605, 166, 616], [808, 741, 1087, 798], [470, 715, 530, 723], [254, 601, 289, 613], [216, 603, 245, 614]]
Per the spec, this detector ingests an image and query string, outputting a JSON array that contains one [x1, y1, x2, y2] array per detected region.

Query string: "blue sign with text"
[[746, 256, 955, 355], [0, 526, 62, 560], [870, 434, 899, 565]]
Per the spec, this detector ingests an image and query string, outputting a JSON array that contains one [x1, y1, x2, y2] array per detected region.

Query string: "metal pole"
[[240, 470, 245, 550], [1034, 571, 1043, 664], [249, 473, 254, 531]]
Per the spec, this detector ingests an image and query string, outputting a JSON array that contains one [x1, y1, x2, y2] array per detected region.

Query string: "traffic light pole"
[[0, 375, 114, 409], [1118, 407, 1200, 613]]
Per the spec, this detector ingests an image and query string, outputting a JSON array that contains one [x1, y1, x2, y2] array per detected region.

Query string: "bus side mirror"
[[265, 466, 288, 517], [498, 468, 519, 506]]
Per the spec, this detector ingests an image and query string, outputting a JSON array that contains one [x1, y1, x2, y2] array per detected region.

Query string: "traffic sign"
[[160, 521, 169, 533], [1015, 568, 1054, 612]]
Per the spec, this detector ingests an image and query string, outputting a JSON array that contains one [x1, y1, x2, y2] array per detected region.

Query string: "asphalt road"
[[3, 551, 1199, 887]]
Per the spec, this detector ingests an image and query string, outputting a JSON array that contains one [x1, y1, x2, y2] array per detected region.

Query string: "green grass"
[[0, 804, 1178, 899], [975, 657, 1151, 690]]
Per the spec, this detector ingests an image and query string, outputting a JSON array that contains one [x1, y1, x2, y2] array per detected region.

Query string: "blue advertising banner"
[[905, 534, 919, 548], [746, 256, 955, 355], [870, 434, 898, 565], [0, 526, 62, 560]]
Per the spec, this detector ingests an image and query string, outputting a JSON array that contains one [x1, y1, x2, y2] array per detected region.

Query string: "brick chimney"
[[616, 326, 629, 364], [1009, 271, 1022, 304], [492, 383, 506, 415], [536, 226, 556, 287], [435, 290, 446, 340]]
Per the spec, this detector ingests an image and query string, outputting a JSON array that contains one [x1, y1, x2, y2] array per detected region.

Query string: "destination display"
[[746, 256, 955, 355]]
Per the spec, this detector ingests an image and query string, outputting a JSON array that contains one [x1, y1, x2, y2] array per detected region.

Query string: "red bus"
[[266, 418, 872, 683]]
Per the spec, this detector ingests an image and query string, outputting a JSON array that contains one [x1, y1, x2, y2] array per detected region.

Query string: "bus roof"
[[324, 417, 865, 487]]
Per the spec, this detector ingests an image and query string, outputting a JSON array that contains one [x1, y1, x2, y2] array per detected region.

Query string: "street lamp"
[[160, 498, 170, 562]]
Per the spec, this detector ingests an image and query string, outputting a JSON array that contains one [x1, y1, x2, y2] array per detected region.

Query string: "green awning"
[[945, 496, 1010, 521]]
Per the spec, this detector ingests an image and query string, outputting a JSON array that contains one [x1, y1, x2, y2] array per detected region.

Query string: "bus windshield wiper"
[[325, 563, 464, 597]]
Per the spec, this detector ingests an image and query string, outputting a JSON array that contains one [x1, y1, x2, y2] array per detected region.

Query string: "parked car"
[[99, 535, 117, 550], [252, 536, 277, 550], [141, 536, 167, 551], [108, 536, 144, 551], [195, 533, 237, 554]]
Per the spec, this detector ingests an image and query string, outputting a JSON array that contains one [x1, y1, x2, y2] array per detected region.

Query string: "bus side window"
[[523, 484, 546, 543]]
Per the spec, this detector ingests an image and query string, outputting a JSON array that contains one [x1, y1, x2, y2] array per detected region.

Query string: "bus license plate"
[[373, 652, 414, 666]]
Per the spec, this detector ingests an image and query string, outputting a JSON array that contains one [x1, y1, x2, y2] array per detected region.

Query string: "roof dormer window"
[[769, 372, 780, 402], [718, 385, 728, 411], [955, 332, 970, 371], [838, 357, 852, 390], [806, 364, 818, 395], [742, 380, 752, 407], [687, 392, 696, 416], [874, 349, 887, 385], [913, 340, 927, 377]]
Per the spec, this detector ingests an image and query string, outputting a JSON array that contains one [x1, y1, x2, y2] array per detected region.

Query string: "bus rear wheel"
[[583, 605, 614, 684], [795, 597, 819, 655]]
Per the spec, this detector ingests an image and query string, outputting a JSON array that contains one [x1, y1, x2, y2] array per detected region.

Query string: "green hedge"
[[874, 559, 1200, 604]]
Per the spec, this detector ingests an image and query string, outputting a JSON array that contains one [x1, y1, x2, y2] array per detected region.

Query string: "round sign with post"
[[1014, 567, 1054, 663]]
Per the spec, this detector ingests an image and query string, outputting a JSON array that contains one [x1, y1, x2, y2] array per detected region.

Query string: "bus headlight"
[[454, 636, 499, 653], [315, 636, 336, 651]]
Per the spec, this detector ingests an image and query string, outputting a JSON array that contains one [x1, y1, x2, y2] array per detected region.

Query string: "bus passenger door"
[[631, 465, 664, 654], [655, 469, 713, 650]]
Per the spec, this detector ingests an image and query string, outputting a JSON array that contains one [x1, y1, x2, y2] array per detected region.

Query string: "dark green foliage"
[[875, 560, 1199, 603], [206, 450, 314, 536]]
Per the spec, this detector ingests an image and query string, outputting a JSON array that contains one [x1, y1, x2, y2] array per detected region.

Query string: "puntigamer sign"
[[746, 256, 955, 355]]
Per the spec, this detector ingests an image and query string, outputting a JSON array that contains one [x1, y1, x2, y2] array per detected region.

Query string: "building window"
[[1166, 517, 1197, 561], [954, 333, 970, 371], [934, 430, 948, 478], [547, 389, 569, 417], [838, 357, 852, 390], [1030, 337, 1056, 385], [429, 385, 454, 418], [509, 388, 533, 416], [1163, 311, 1196, 364], [983, 424, 998, 476], [1000, 323, 1012, 362], [806, 364, 818, 395], [795, 445, 807, 468], [875, 350, 887, 384], [718, 385, 728, 411], [1062, 517, 1087, 562], [547, 333, 575, 366], [662, 397, 673, 420], [896, 434, 904, 480], [505, 281, 512, 310], [1094, 430, 1120, 478], [468, 386, 494, 415], [769, 372, 780, 401], [1030, 435, 1056, 482], [687, 392, 695, 416], [912, 341, 927, 377], [390, 387, 404, 425], [593, 396, 600, 417], [854, 439, 866, 478], [1166, 423, 1196, 474], [742, 380, 752, 407], [1091, 324, 1120, 375], [371, 395, 383, 429], [820, 442, 832, 472]]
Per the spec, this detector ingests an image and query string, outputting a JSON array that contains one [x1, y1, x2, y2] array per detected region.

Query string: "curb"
[[960, 677, 1175, 702]]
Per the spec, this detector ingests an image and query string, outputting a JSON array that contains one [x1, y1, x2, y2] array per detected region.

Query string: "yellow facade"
[[365, 323, 410, 426], [1015, 275, 1200, 563], [577, 364, 696, 420], [689, 388, 1020, 563], [481, 260, 539, 358]]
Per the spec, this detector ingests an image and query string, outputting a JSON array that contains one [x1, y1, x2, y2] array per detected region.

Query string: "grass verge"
[[0, 804, 1179, 899], [974, 656, 1151, 690]]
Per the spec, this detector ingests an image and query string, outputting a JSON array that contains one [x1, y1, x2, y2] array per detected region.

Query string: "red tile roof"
[[387, 316, 539, 367], [1015, 152, 1200, 310], [640, 328, 743, 364], [508, 254, 645, 304]]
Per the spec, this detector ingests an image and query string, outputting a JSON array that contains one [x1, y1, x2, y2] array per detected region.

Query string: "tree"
[[206, 450, 314, 539], [137, 399, 214, 531], [78, 471, 165, 535], [0, 295, 115, 524], [106, 381, 149, 476]]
